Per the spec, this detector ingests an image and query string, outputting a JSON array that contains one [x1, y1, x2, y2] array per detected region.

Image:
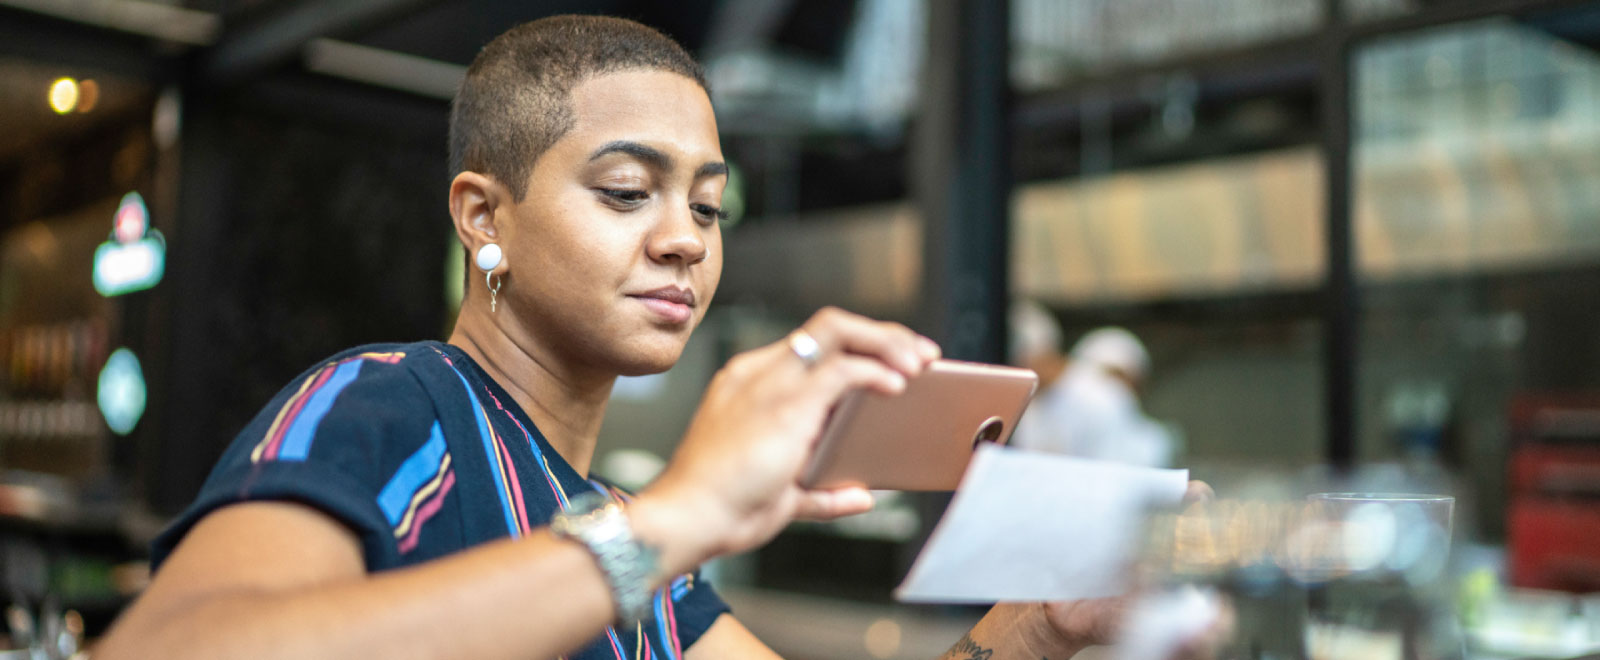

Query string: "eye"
[[596, 188, 649, 206], [691, 203, 728, 225]]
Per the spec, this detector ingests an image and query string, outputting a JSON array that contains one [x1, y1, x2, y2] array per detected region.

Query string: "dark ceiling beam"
[[302, 38, 463, 100], [1015, 0, 1597, 137], [202, 0, 444, 84], [0, 7, 176, 80], [0, 0, 218, 46], [1344, 0, 1600, 43], [1015, 35, 1321, 134]]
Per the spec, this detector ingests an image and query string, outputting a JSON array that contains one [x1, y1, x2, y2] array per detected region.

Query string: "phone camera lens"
[[972, 416, 1005, 449]]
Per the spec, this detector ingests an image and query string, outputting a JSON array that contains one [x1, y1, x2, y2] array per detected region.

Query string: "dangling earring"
[[485, 272, 502, 313], [476, 243, 504, 313]]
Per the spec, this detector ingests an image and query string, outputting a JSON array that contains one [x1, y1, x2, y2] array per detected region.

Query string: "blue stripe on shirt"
[[375, 421, 448, 525], [444, 363, 520, 537], [278, 360, 365, 461]]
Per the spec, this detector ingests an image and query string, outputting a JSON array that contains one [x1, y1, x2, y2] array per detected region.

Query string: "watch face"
[[550, 488, 658, 624], [566, 490, 614, 514]]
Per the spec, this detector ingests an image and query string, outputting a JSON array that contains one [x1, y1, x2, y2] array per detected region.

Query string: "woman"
[[96, 15, 1208, 660]]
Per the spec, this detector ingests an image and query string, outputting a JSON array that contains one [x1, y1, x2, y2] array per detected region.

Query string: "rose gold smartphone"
[[800, 359, 1038, 491]]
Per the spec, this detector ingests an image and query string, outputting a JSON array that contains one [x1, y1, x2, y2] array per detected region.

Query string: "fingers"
[[1173, 597, 1235, 660], [794, 487, 875, 521], [1184, 481, 1215, 504], [756, 307, 943, 410], [801, 353, 914, 409], [798, 307, 939, 377], [1043, 595, 1132, 648]]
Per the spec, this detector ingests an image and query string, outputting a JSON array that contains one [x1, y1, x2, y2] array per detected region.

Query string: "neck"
[[447, 304, 615, 477]]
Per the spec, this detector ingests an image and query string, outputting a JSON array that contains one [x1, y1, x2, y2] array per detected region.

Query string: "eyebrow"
[[696, 161, 729, 178], [588, 140, 727, 179]]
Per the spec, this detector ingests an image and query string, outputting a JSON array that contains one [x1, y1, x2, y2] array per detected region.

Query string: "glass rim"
[[1307, 492, 1455, 502]]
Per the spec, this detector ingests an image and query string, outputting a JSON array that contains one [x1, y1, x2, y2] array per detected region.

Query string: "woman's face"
[[499, 69, 725, 377]]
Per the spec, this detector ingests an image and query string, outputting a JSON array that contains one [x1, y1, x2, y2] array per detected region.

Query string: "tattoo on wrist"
[[945, 633, 994, 660]]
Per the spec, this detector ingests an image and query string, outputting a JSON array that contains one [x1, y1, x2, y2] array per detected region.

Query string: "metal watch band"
[[550, 491, 660, 624]]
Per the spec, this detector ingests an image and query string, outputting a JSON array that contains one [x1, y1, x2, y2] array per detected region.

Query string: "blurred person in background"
[[1009, 301, 1176, 468], [94, 16, 1219, 660]]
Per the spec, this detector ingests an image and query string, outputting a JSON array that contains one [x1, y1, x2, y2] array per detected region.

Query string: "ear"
[[449, 171, 508, 273]]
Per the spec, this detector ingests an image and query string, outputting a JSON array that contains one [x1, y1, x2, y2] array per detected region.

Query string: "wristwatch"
[[549, 491, 660, 624]]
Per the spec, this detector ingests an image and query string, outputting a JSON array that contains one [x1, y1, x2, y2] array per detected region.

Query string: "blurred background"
[[3, 0, 1600, 658]]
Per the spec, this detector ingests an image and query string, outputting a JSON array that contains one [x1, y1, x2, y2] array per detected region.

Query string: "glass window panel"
[[1353, 13, 1600, 540]]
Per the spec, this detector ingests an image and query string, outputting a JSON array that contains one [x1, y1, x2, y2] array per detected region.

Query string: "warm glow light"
[[863, 619, 901, 659], [49, 78, 79, 114], [77, 79, 100, 112]]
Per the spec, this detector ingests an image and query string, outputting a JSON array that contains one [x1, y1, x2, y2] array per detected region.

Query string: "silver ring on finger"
[[788, 329, 823, 370]]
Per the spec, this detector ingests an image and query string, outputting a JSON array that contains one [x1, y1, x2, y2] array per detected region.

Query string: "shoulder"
[[315, 341, 451, 386], [271, 341, 453, 409], [152, 342, 461, 568], [237, 341, 457, 465]]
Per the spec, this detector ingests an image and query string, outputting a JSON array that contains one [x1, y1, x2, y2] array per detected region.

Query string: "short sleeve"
[[666, 567, 732, 649], [151, 348, 437, 571]]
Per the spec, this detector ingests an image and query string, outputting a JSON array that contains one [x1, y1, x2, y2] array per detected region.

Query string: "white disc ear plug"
[[475, 243, 503, 271], [476, 243, 505, 313]]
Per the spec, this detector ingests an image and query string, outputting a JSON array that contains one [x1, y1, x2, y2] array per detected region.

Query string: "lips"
[[629, 286, 696, 324], [632, 286, 695, 306]]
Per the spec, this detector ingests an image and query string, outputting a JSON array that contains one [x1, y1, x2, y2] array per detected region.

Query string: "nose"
[[646, 204, 709, 266]]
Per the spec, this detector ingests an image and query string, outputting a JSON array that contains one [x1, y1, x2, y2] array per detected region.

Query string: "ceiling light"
[[49, 77, 79, 114]]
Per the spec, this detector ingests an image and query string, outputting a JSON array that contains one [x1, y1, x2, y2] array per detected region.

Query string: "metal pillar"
[[904, 0, 1011, 575], [1321, 2, 1356, 470], [914, 0, 1011, 364], [145, 89, 232, 514]]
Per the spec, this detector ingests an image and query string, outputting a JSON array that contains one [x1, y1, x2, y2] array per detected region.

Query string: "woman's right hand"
[[631, 307, 940, 572]]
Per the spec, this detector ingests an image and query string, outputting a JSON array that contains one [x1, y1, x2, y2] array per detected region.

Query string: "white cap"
[[1070, 327, 1150, 382], [1008, 300, 1063, 365]]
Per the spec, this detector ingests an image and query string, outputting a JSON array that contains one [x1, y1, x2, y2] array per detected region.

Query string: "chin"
[[616, 354, 680, 377], [611, 339, 688, 377]]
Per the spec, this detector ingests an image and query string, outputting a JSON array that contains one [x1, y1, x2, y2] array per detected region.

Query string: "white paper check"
[[895, 444, 1189, 603]]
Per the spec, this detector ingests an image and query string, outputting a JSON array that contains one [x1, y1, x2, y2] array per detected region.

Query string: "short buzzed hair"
[[449, 15, 708, 200]]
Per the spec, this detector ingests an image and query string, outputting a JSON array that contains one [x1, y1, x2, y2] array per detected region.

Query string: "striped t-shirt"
[[154, 341, 729, 659]]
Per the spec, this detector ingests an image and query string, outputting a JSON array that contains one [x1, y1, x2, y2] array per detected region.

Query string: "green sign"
[[94, 192, 166, 297]]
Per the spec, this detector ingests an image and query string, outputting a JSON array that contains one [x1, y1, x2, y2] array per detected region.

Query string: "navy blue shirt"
[[155, 341, 729, 659]]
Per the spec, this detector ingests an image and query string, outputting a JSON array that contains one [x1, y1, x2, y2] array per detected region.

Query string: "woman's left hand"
[[1038, 480, 1230, 658]]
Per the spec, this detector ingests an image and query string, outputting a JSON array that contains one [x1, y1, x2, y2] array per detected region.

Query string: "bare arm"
[[684, 615, 786, 660], [96, 307, 935, 660], [936, 604, 1093, 660], [95, 499, 654, 660]]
